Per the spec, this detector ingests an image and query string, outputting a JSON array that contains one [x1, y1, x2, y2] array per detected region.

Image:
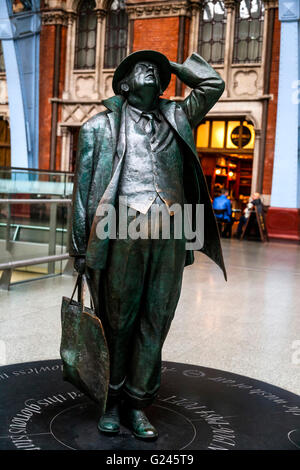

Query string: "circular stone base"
[[0, 360, 299, 450]]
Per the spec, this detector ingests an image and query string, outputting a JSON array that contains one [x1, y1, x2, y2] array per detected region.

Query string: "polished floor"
[[0, 239, 299, 395]]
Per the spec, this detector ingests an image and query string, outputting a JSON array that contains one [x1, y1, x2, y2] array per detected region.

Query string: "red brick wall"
[[263, 9, 280, 195], [132, 17, 180, 98], [183, 17, 190, 62], [39, 24, 67, 171], [180, 16, 190, 97], [55, 25, 67, 171], [39, 24, 55, 170]]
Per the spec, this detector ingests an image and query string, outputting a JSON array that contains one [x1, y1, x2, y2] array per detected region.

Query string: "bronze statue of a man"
[[70, 50, 226, 440]]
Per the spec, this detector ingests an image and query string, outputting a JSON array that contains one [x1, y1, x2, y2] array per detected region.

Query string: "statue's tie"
[[143, 113, 155, 136]]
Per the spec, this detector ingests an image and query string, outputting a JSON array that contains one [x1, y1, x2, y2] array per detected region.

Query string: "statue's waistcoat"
[[118, 105, 184, 214]]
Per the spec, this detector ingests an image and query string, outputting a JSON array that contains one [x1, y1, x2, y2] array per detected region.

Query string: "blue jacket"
[[213, 195, 232, 222]]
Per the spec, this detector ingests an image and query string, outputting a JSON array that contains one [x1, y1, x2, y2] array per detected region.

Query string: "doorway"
[[200, 153, 253, 203], [196, 117, 255, 203]]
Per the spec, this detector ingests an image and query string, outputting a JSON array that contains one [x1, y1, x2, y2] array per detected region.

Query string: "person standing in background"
[[236, 192, 263, 238]]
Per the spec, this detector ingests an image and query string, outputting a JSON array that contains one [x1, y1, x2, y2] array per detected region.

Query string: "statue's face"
[[127, 61, 161, 93]]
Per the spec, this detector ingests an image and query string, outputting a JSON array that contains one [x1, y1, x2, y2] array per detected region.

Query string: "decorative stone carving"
[[233, 70, 258, 96], [41, 10, 68, 26], [75, 75, 98, 99], [126, 1, 190, 20], [60, 125, 69, 137], [66, 11, 77, 22], [104, 74, 114, 97], [189, 1, 200, 16], [263, 0, 279, 9], [223, 0, 236, 9], [62, 103, 103, 125], [95, 8, 106, 20]]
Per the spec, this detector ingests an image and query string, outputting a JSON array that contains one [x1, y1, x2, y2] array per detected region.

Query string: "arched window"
[[198, 0, 227, 64], [75, 0, 97, 70], [233, 0, 265, 63], [104, 0, 128, 69]]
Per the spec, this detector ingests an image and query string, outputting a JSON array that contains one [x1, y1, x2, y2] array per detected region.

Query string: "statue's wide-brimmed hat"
[[112, 50, 171, 95]]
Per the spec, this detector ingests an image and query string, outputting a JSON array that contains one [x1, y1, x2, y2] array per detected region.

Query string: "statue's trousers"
[[97, 208, 186, 409]]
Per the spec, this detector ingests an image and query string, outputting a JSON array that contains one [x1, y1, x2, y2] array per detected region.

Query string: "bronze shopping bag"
[[60, 274, 109, 415]]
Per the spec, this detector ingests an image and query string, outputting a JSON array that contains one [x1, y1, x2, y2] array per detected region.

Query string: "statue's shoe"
[[98, 404, 120, 434], [125, 408, 158, 440]]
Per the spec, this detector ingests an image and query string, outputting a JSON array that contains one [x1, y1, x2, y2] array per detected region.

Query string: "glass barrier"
[[0, 167, 74, 197], [0, 168, 74, 287]]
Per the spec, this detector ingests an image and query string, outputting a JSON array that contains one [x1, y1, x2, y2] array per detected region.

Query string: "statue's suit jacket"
[[70, 53, 227, 280]]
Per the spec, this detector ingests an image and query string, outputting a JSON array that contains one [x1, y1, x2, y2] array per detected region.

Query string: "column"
[[187, 1, 200, 54], [39, 8, 68, 170], [63, 12, 76, 100], [267, 0, 300, 240], [60, 126, 70, 172], [0, 0, 41, 168], [95, 9, 106, 98], [223, 0, 236, 98], [251, 129, 262, 194], [262, 2, 281, 202]]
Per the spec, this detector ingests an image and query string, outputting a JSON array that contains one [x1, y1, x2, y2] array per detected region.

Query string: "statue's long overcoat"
[[70, 53, 227, 281]]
